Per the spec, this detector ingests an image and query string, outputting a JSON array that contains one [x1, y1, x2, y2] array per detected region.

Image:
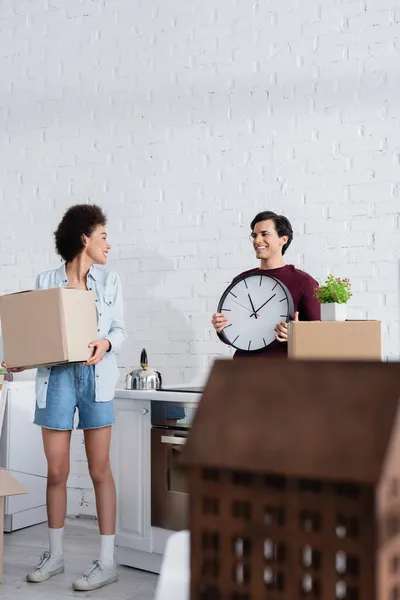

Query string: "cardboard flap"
[[0, 290, 33, 299], [0, 469, 28, 497]]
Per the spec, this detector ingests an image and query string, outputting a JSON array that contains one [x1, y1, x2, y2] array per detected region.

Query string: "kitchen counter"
[[112, 386, 200, 575], [115, 387, 202, 403]]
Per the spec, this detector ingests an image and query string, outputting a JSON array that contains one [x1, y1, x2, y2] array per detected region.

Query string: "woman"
[[3, 204, 126, 591]]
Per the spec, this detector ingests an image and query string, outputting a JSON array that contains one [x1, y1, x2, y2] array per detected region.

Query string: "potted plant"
[[314, 274, 352, 321]]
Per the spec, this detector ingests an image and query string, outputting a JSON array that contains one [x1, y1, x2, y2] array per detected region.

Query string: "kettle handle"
[[155, 370, 162, 388], [140, 348, 148, 367]]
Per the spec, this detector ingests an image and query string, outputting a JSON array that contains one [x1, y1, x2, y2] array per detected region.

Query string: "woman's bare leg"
[[42, 428, 71, 528]]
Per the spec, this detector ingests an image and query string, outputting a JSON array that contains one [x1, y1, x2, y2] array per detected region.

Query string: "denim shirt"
[[35, 264, 127, 409]]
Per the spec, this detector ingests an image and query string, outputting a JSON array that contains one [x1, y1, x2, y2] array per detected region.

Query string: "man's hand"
[[211, 313, 229, 334], [1, 361, 25, 373], [85, 339, 111, 366], [275, 311, 299, 343]]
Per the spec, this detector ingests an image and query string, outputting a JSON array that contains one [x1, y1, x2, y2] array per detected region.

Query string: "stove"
[[158, 386, 203, 394]]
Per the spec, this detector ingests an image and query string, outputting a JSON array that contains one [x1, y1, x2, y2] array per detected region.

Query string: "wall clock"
[[217, 272, 294, 352]]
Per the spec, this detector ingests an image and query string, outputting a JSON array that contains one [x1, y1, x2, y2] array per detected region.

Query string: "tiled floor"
[[2, 518, 158, 599]]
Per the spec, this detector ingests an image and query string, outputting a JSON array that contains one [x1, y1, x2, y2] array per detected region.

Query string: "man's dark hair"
[[250, 210, 293, 255], [54, 204, 107, 262]]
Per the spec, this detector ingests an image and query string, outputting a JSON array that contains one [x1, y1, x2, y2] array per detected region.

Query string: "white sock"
[[99, 534, 115, 567], [48, 527, 64, 558]]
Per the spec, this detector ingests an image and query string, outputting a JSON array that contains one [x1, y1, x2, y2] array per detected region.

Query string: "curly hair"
[[250, 210, 293, 255], [54, 204, 107, 262]]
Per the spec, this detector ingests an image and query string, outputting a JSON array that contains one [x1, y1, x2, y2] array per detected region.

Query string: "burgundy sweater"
[[218, 264, 321, 358]]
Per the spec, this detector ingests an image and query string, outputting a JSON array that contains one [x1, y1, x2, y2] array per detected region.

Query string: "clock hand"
[[231, 299, 253, 313], [247, 293, 258, 319], [250, 293, 276, 317]]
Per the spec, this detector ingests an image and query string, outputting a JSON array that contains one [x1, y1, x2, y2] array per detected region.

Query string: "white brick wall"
[[1, 0, 399, 516]]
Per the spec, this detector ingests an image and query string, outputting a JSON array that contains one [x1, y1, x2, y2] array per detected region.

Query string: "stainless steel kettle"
[[125, 349, 162, 390]]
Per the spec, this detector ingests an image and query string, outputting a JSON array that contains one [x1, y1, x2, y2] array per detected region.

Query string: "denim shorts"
[[34, 363, 115, 431]]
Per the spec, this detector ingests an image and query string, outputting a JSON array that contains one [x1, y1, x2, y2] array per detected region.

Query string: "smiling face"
[[83, 225, 111, 265], [251, 220, 288, 266]]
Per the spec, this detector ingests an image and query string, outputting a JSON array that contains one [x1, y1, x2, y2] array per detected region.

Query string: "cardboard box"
[[288, 320, 382, 360], [0, 469, 27, 582], [0, 288, 97, 369]]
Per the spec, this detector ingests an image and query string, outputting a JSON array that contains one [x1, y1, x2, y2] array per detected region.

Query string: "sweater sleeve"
[[298, 275, 321, 321]]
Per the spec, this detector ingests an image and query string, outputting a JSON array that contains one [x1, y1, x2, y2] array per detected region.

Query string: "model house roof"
[[181, 359, 400, 485]]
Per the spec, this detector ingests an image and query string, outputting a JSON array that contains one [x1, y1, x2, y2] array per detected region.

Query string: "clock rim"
[[217, 272, 295, 352]]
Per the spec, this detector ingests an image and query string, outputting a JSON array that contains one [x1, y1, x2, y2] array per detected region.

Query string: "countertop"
[[115, 388, 202, 403]]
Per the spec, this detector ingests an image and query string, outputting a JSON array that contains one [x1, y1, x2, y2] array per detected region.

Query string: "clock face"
[[217, 273, 294, 352]]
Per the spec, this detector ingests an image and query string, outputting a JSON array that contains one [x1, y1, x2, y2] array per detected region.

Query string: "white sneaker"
[[72, 560, 118, 591], [27, 551, 65, 583]]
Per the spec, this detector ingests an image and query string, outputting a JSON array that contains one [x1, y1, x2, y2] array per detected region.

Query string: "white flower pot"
[[320, 302, 347, 322]]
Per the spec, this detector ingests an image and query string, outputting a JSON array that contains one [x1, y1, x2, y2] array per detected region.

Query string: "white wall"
[[1, 0, 399, 516]]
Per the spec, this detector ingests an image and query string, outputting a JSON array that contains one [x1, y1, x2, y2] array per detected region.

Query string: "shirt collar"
[[55, 263, 98, 283]]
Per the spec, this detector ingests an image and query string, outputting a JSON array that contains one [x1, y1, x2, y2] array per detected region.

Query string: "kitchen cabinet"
[[112, 397, 152, 561], [0, 381, 47, 531], [112, 388, 201, 574]]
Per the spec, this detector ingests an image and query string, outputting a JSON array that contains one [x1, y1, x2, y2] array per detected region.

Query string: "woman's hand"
[[84, 339, 111, 366], [275, 311, 299, 342], [211, 313, 229, 333], [1, 361, 25, 373]]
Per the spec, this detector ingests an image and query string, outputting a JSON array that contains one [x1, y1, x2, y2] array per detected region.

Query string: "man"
[[211, 211, 320, 358]]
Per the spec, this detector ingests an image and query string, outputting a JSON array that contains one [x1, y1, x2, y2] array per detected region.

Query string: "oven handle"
[[161, 435, 187, 446]]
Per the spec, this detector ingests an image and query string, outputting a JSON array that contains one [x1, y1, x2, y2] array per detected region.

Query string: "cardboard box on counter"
[[0, 469, 27, 582], [288, 320, 382, 360], [0, 288, 97, 369]]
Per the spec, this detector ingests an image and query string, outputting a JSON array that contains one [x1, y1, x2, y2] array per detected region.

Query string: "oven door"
[[151, 427, 189, 532]]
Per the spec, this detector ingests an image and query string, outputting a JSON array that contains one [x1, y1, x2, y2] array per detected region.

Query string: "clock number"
[[232, 335, 239, 344]]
